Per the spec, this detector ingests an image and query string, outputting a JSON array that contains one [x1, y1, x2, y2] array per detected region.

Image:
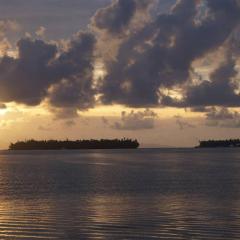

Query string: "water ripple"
[[0, 149, 239, 239]]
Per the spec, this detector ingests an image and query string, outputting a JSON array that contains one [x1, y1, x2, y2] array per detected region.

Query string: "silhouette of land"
[[9, 139, 140, 150], [196, 139, 240, 148]]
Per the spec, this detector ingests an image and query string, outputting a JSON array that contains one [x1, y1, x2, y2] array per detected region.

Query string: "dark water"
[[0, 148, 240, 239]]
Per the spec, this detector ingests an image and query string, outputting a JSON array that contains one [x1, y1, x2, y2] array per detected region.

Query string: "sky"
[[0, 0, 240, 149]]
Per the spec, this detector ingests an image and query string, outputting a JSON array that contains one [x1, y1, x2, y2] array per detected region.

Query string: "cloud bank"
[[0, 0, 239, 119], [100, 0, 240, 108], [205, 107, 240, 128], [112, 109, 158, 130]]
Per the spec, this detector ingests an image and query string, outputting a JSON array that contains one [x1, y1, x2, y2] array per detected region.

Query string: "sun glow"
[[80, 104, 202, 118], [0, 108, 7, 116], [93, 60, 107, 81]]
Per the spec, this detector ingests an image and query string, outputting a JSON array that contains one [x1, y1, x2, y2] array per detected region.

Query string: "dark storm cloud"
[[184, 57, 240, 107], [0, 0, 240, 118], [93, 0, 137, 34], [98, 0, 240, 107], [0, 32, 96, 108], [0, 38, 57, 105], [49, 32, 96, 110], [163, 54, 240, 108], [92, 0, 154, 34]]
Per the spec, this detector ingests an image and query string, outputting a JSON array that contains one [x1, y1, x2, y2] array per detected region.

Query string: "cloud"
[[92, 0, 154, 35], [184, 56, 240, 107], [175, 115, 196, 130], [51, 107, 79, 120], [35, 26, 46, 38], [38, 125, 52, 131], [112, 109, 158, 130], [164, 54, 240, 108], [0, 103, 6, 109], [0, 20, 20, 38], [0, 31, 96, 116], [190, 106, 212, 113], [0, 38, 12, 55], [64, 120, 76, 127], [205, 107, 240, 128], [98, 0, 240, 108], [0, 38, 58, 105], [48, 32, 96, 113], [0, 20, 20, 56], [102, 116, 109, 125], [0, 0, 240, 120], [92, 0, 137, 34]]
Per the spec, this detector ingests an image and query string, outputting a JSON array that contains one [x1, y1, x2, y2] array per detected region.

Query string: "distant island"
[[9, 139, 140, 150], [196, 139, 240, 148]]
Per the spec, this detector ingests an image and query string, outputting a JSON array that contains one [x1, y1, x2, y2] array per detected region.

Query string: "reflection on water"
[[0, 149, 240, 239]]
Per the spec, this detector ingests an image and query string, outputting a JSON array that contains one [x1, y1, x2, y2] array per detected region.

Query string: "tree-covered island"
[[196, 139, 240, 148], [9, 139, 140, 150]]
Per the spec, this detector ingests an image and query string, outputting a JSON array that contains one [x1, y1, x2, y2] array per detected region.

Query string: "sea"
[[0, 148, 239, 239]]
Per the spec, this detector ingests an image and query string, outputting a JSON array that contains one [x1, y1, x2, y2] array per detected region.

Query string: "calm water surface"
[[0, 148, 240, 239]]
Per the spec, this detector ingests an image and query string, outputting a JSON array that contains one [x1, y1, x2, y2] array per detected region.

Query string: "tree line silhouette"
[[9, 139, 140, 150], [197, 139, 240, 148]]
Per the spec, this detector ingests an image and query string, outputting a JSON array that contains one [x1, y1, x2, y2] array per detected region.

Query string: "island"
[[196, 139, 240, 148], [9, 139, 140, 150]]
